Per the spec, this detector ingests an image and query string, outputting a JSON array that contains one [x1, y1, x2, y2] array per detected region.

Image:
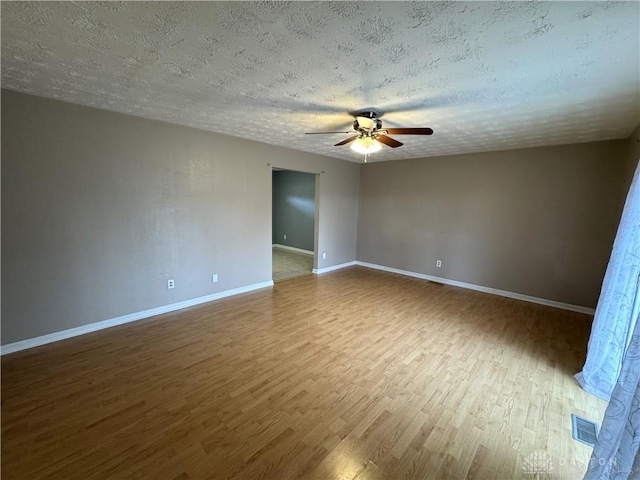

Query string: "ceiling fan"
[[305, 110, 433, 161]]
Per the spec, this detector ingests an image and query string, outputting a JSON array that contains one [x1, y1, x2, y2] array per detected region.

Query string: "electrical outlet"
[[436, 260, 442, 268], [284, 234, 287, 240], [168, 279, 175, 289], [322, 252, 327, 260], [212, 273, 219, 283]]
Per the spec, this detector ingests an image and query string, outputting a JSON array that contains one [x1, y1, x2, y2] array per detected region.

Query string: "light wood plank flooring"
[[272, 247, 313, 281], [1, 267, 606, 479]]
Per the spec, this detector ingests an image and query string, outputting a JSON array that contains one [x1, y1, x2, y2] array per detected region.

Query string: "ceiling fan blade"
[[305, 131, 354, 135], [334, 136, 359, 146], [322, 120, 356, 132], [376, 135, 403, 148], [384, 128, 434, 135], [379, 91, 481, 114]]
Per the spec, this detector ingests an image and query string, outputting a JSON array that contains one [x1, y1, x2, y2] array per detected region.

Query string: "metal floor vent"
[[571, 414, 598, 447]]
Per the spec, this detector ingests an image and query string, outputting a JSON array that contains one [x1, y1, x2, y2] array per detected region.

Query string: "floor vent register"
[[571, 414, 598, 447]]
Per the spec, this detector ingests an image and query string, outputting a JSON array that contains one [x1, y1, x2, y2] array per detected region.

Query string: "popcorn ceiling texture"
[[2, 1, 638, 163]]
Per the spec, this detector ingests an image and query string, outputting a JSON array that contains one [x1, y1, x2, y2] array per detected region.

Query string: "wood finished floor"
[[1, 267, 606, 480], [272, 247, 313, 282]]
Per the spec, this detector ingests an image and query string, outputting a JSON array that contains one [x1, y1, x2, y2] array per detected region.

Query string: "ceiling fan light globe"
[[351, 137, 382, 154]]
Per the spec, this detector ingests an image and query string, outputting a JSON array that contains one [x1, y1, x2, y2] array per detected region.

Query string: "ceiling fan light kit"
[[350, 136, 382, 155], [305, 110, 433, 163]]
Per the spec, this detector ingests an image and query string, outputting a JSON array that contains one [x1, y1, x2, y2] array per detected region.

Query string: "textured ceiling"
[[2, 1, 639, 163]]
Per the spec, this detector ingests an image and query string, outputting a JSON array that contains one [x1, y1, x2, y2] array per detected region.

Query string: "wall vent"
[[571, 414, 598, 447]]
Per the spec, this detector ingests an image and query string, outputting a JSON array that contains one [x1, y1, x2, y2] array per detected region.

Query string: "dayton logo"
[[522, 450, 554, 475]]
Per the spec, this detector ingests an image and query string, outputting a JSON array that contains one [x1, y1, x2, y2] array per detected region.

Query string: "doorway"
[[272, 169, 316, 281]]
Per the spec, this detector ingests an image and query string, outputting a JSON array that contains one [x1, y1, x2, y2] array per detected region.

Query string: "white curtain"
[[576, 160, 640, 400], [577, 160, 640, 479], [583, 310, 640, 479]]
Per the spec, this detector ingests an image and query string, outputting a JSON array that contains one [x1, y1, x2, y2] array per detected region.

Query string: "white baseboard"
[[273, 244, 314, 256], [355, 261, 595, 315], [1, 280, 274, 356], [313, 261, 356, 275]]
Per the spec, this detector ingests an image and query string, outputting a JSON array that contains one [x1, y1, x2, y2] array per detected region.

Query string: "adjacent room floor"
[[272, 246, 313, 281], [1, 267, 606, 479]]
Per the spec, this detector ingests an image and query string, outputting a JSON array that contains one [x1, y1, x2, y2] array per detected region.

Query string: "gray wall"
[[272, 170, 316, 252], [357, 140, 630, 309], [1, 90, 360, 344]]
